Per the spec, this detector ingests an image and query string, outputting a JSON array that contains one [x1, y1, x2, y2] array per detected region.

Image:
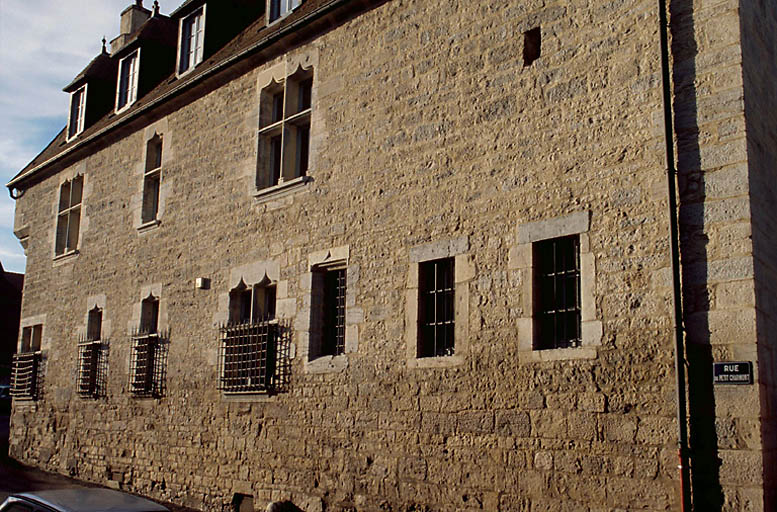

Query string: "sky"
[[0, 0, 164, 274]]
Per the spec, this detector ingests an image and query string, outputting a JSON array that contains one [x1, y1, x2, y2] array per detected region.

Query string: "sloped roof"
[[8, 0, 352, 190], [63, 50, 115, 92]]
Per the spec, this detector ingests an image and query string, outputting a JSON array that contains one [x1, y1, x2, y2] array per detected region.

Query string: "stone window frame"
[[53, 168, 89, 263], [405, 236, 475, 369], [298, 245, 361, 374], [510, 211, 603, 362], [176, 5, 206, 77], [253, 51, 318, 202], [67, 84, 87, 141], [128, 284, 168, 337], [213, 259, 296, 400], [134, 122, 172, 232], [115, 48, 140, 113]]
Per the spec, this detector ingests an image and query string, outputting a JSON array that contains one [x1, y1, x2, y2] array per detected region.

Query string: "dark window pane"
[[296, 123, 310, 177], [298, 78, 312, 111], [270, 135, 282, 186], [418, 258, 455, 358], [534, 235, 581, 350]]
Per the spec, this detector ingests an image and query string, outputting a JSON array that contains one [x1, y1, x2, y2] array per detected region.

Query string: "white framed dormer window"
[[177, 6, 205, 75], [67, 85, 87, 140], [268, 0, 302, 24], [116, 49, 140, 112]]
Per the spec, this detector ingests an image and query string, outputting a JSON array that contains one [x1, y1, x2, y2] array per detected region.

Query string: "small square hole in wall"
[[524, 27, 541, 67], [232, 494, 253, 512]]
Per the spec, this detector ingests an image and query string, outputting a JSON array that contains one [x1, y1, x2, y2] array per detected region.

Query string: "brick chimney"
[[110, 1, 152, 54]]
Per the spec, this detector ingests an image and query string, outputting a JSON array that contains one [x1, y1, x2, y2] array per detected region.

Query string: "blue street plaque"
[[713, 361, 753, 385]]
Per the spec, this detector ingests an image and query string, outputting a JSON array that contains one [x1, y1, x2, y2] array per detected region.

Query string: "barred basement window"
[[142, 134, 162, 223], [78, 307, 107, 399], [220, 281, 282, 394], [418, 257, 455, 358], [257, 66, 312, 190], [309, 265, 346, 359], [55, 176, 83, 256], [130, 295, 167, 398], [534, 235, 581, 350], [12, 324, 43, 400]]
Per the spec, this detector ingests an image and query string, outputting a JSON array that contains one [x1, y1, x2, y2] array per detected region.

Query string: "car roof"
[[14, 489, 169, 512]]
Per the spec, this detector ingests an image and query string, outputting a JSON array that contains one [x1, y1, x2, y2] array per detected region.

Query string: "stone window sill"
[[254, 176, 312, 202], [221, 392, 276, 403], [305, 354, 348, 374], [518, 347, 598, 363], [408, 354, 465, 369], [53, 250, 79, 263], [137, 219, 161, 233]]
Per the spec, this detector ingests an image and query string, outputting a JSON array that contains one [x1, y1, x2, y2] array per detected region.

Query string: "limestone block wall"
[[739, 0, 777, 510], [9, 0, 770, 510]]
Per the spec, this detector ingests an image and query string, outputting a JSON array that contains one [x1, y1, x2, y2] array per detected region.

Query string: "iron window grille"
[[418, 257, 455, 358], [11, 352, 41, 400], [321, 267, 347, 357], [218, 318, 292, 394], [129, 329, 168, 398], [55, 176, 83, 256], [535, 235, 582, 350], [77, 336, 109, 399]]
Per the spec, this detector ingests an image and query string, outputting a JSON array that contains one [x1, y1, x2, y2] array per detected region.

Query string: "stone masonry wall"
[[739, 0, 777, 510], [10, 0, 768, 510]]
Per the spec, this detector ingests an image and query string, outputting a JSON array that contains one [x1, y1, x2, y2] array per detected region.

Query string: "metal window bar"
[[322, 268, 347, 357], [418, 258, 455, 358], [77, 336, 109, 399], [11, 352, 41, 400], [129, 329, 168, 398], [536, 235, 582, 350], [218, 318, 291, 394]]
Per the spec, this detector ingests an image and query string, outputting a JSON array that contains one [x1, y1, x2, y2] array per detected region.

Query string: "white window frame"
[[267, 0, 302, 25], [67, 84, 87, 141], [116, 49, 140, 113], [177, 6, 206, 76]]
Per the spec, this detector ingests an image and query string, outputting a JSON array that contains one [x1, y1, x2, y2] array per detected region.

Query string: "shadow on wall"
[[670, 0, 723, 509], [739, 0, 777, 509]]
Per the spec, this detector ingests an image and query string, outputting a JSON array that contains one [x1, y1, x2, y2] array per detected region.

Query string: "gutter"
[[657, 0, 692, 509], [7, 0, 354, 195]]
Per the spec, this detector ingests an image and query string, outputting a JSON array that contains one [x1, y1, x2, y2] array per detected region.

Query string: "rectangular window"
[[269, 0, 302, 23], [257, 67, 313, 190], [178, 7, 205, 74], [55, 176, 83, 256], [12, 324, 43, 400], [418, 258, 455, 358], [78, 307, 105, 399], [142, 135, 163, 223], [68, 85, 86, 139], [116, 50, 139, 111], [309, 266, 346, 360], [534, 235, 581, 350], [131, 296, 165, 398]]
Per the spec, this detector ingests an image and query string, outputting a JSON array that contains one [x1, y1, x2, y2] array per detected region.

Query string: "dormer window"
[[116, 49, 140, 112], [268, 0, 302, 24], [67, 85, 87, 140], [178, 7, 205, 75]]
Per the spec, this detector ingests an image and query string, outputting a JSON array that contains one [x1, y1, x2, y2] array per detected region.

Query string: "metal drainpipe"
[[657, 0, 692, 509]]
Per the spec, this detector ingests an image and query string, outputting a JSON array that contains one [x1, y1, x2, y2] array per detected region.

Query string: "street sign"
[[713, 361, 753, 385]]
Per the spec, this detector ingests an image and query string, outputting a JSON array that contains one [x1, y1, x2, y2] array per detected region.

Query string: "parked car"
[[0, 489, 169, 512]]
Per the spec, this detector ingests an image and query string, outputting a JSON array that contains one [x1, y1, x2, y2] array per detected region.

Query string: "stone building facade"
[[6, 0, 775, 511]]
